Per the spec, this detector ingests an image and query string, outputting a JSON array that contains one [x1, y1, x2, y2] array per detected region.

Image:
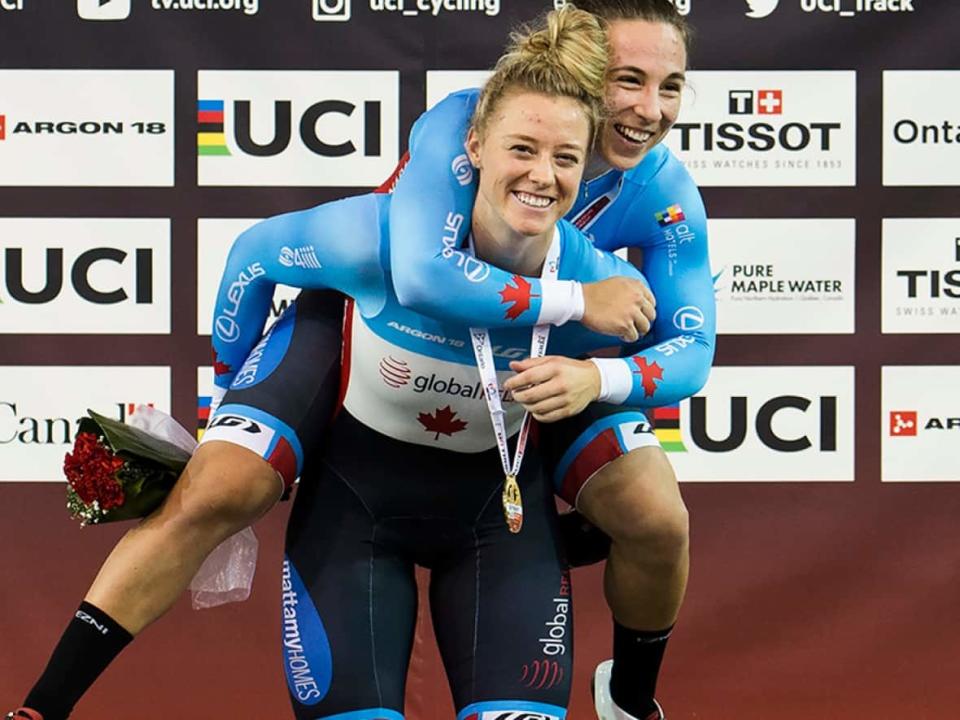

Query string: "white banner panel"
[[197, 70, 399, 186], [662, 366, 855, 482], [0, 70, 173, 186], [0, 366, 170, 482], [882, 366, 960, 482], [425, 70, 491, 110], [882, 218, 960, 334], [710, 218, 855, 334], [196, 218, 299, 336], [883, 71, 960, 186], [0, 218, 171, 334], [663, 70, 856, 186]]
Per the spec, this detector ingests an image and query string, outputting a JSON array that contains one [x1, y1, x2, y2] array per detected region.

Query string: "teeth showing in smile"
[[616, 124, 653, 144], [514, 191, 552, 208]]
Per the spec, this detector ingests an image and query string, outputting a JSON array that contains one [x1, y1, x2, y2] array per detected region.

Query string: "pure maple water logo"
[[418, 405, 468, 440], [499, 275, 538, 320]]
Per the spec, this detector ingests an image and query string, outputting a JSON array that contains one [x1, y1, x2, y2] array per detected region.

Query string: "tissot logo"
[[882, 219, 960, 334], [0, 219, 170, 334], [664, 367, 854, 481], [197, 71, 398, 186], [665, 71, 856, 187], [882, 366, 960, 482], [729, 89, 782, 115], [884, 72, 960, 186]]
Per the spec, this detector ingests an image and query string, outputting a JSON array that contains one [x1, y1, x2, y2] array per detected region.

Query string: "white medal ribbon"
[[469, 228, 562, 482]]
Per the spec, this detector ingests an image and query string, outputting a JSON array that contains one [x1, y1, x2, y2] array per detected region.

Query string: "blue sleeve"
[[610, 169, 715, 406], [389, 89, 559, 328], [211, 194, 387, 390]]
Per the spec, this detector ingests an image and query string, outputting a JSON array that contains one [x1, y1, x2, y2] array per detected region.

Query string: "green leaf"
[[87, 410, 191, 473]]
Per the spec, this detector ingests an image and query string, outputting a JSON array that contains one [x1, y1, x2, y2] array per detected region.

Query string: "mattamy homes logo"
[[882, 219, 960, 334], [664, 71, 856, 186], [658, 366, 855, 482], [709, 218, 855, 334], [0, 218, 171, 334], [882, 366, 960, 482], [197, 70, 399, 186], [0, 70, 173, 186], [196, 218, 300, 337], [884, 71, 960, 186], [0, 367, 170, 481]]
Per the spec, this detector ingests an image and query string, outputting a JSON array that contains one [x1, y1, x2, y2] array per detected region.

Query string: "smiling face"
[[598, 18, 687, 172], [467, 89, 592, 247]]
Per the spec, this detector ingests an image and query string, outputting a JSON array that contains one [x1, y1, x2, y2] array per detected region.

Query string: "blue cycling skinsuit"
[[388, 89, 715, 503], [203, 190, 656, 718]]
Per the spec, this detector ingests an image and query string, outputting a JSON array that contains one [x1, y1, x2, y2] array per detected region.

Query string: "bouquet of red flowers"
[[63, 406, 259, 609], [64, 409, 192, 526]]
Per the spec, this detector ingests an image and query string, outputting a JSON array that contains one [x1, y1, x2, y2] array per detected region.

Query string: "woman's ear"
[[465, 126, 482, 169]]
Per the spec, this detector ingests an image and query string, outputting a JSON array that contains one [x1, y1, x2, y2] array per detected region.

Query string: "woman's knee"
[[161, 441, 282, 531]]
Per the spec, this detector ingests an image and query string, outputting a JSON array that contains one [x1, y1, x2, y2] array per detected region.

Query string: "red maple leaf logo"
[[499, 275, 539, 321], [211, 349, 232, 376], [632, 357, 664, 398], [418, 405, 468, 440]]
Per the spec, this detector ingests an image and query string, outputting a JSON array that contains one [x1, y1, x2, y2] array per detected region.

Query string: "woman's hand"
[[581, 277, 656, 342], [503, 356, 601, 423]]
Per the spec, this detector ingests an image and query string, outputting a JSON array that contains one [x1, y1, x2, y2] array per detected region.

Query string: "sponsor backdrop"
[[1, 1, 958, 718]]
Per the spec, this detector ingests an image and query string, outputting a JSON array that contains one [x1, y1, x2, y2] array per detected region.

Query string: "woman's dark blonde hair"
[[472, 4, 610, 142]]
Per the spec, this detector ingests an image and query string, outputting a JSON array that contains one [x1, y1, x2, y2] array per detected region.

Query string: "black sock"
[[23, 602, 133, 720], [609, 620, 673, 719]]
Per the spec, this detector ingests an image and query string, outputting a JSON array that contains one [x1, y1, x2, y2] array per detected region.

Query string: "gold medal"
[[502, 473, 523, 534]]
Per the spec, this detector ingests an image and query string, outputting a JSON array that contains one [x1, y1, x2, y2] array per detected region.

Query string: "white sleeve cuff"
[[588, 358, 633, 405], [537, 280, 584, 326]]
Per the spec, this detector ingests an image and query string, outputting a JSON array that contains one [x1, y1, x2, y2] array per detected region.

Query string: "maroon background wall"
[[2, 1, 959, 719]]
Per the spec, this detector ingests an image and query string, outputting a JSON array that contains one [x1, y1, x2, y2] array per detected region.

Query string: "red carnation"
[[64, 432, 126, 511]]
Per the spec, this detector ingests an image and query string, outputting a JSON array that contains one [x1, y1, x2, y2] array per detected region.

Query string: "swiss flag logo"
[[0, 115, 5, 141], [757, 89, 783, 115], [890, 411, 917, 437]]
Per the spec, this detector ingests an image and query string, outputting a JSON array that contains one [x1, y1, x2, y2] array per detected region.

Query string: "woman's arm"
[[211, 194, 386, 394], [389, 89, 652, 336]]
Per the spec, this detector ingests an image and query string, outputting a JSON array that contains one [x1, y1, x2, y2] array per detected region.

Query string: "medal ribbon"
[[469, 229, 561, 533], [571, 173, 624, 232]]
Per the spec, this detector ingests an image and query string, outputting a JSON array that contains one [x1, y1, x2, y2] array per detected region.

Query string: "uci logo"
[[228, 99, 381, 158], [672, 305, 705, 331], [2, 247, 152, 305]]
